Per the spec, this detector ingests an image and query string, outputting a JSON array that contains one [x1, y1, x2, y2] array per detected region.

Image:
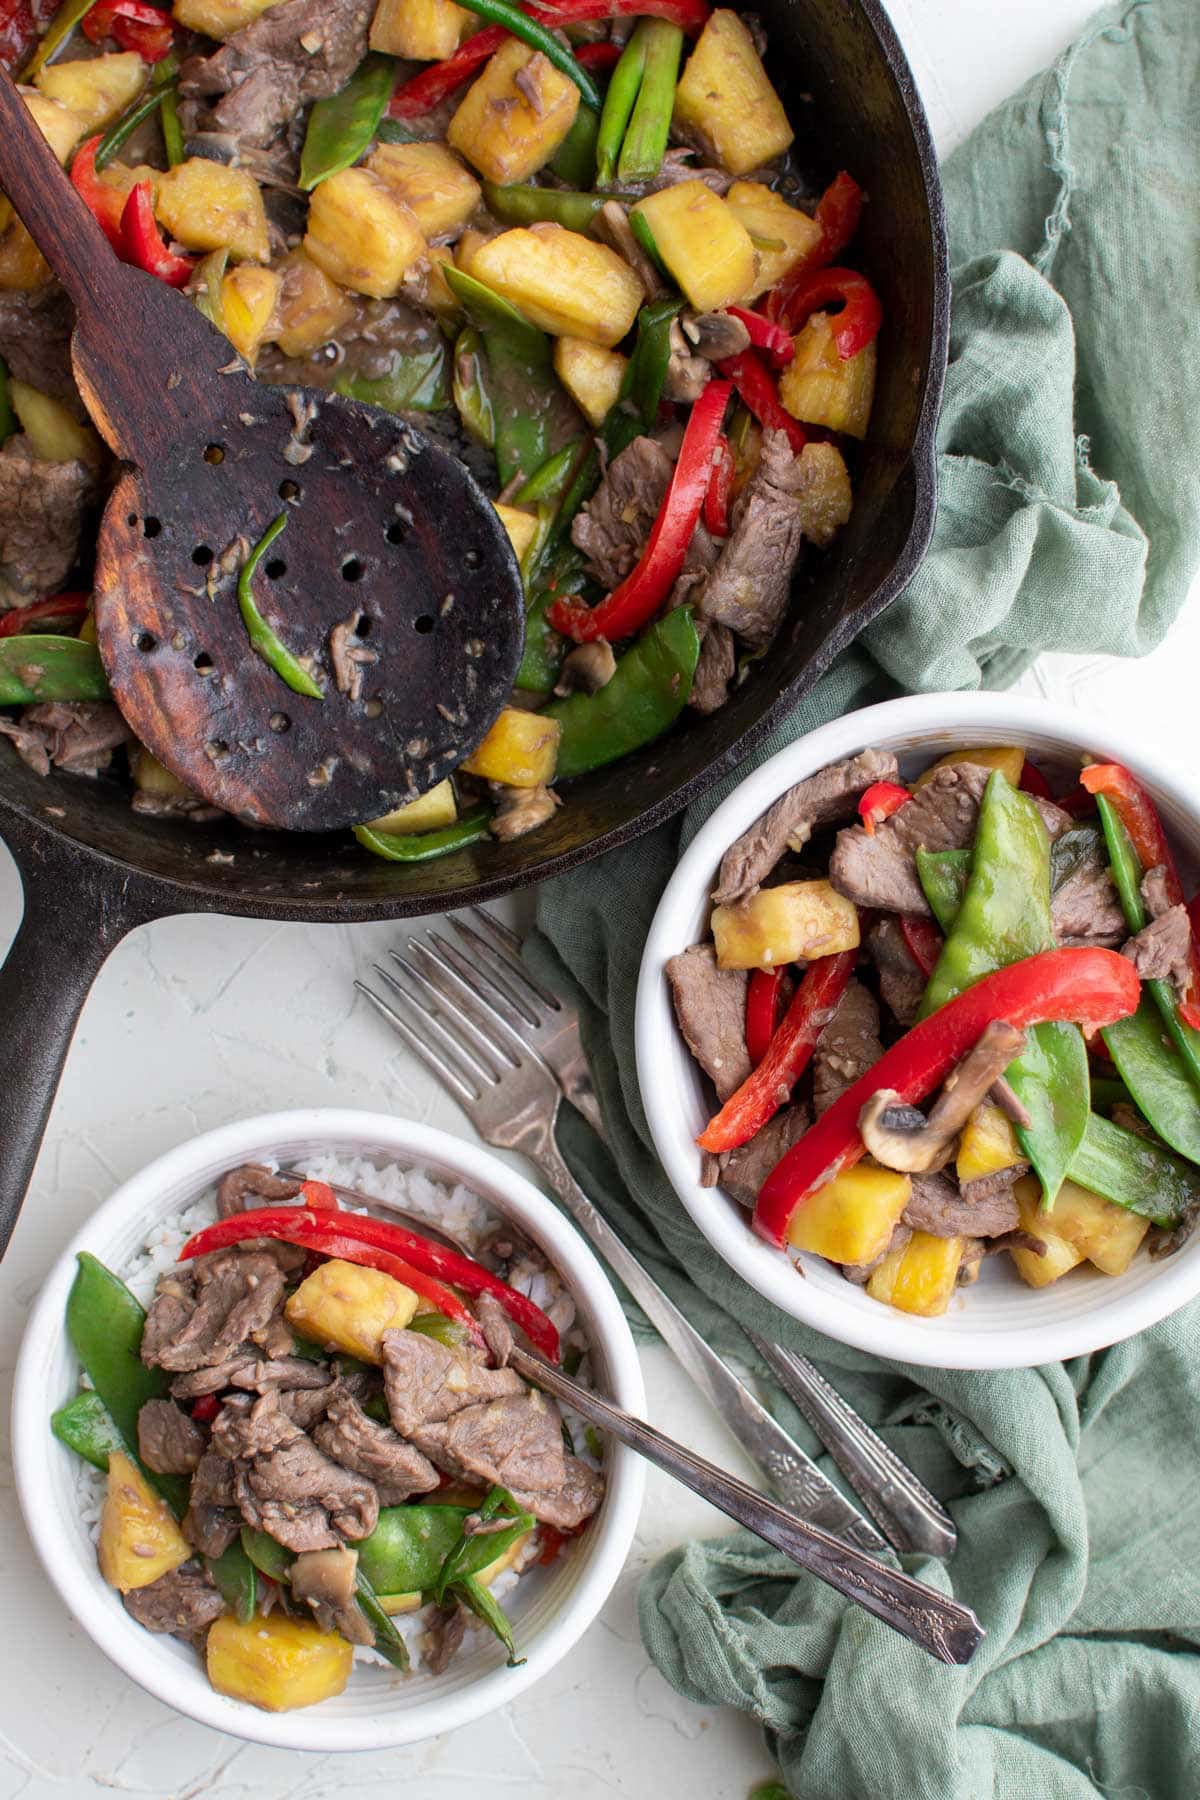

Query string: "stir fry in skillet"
[[670, 746, 1200, 1316], [0, 0, 878, 855]]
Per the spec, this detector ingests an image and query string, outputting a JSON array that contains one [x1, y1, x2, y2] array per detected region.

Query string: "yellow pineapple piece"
[[98, 1452, 191, 1593], [286, 1258, 420, 1362], [468, 225, 642, 346], [461, 705, 560, 787], [304, 167, 426, 298], [0, 221, 51, 290], [956, 1103, 1023, 1186], [785, 1164, 912, 1266], [710, 880, 860, 969], [631, 182, 757, 314], [1044, 1180, 1149, 1277], [1011, 1176, 1084, 1287], [867, 1232, 966, 1317], [36, 53, 145, 132], [779, 313, 876, 440], [219, 264, 281, 365], [448, 37, 580, 186], [207, 1613, 353, 1712], [553, 337, 626, 427], [370, 0, 473, 60], [494, 504, 539, 562], [726, 181, 822, 299], [913, 746, 1025, 792], [366, 779, 457, 835], [419, 244, 461, 316], [155, 158, 270, 262], [672, 10, 793, 177], [173, 0, 287, 39], [0, 95, 88, 236], [367, 141, 481, 240], [10, 381, 103, 471], [273, 250, 358, 357]]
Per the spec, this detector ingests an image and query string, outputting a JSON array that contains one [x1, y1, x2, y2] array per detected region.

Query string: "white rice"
[[72, 1150, 600, 1675]]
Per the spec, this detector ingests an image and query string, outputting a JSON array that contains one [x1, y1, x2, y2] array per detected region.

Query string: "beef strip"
[[1051, 856, 1125, 947], [140, 1249, 286, 1373], [958, 1228, 1047, 1284], [570, 436, 673, 589], [1122, 903, 1192, 993], [0, 286, 77, 411], [313, 1383, 440, 1505], [123, 1564, 226, 1638], [829, 762, 1071, 916], [380, 1329, 524, 1438], [1142, 865, 1173, 920], [959, 1164, 1031, 1206], [812, 979, 883, 1116], [179, 0, 375, 149], [476, 1291, 515, 1368], [866, 916, 926, 1027], [664, 942, 750, 1102], [901, 1169, 1021, 1238], [230, 1357, 334, 1394], [713, 749, 900, 906], [290, 1547, 373, 1645], [688, 620, 736, 715], [0, 701, 129, 778], [137, 1399, 206, 1476], [214, 1389, 378, 1549], [414, 1393, 604, 1530], [170, 1354, 260, 1399], [0, 437, 96, 610], [705, 1104, 810, 1208], [280, 1385, 337, 1432], [424, 1603, 469, 1674], [842, 1223, 912, 1284], [182, 1448, 241, 1558], [216, 1163, 305, 1217]]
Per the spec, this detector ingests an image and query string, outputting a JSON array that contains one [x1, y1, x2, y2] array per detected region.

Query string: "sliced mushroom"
[[489, 781, 561, 841], [858, 1020, 1028, 1174], [662, 318, 712, 402], [593, 201, 667, 302], [290, 1547, 373, 1645], [553, 639, 617, 697], [684, 310, 752, 362]]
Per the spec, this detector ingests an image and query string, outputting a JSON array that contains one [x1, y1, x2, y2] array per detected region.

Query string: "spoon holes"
[[354, 615, 372, 638], [194, 651, 214, 676], [192, 545, 214, 567], [342, 557, 364, 583], [464, 547, 481, 570], [414, 615, 434, 635], [134, 630, 157, 653], [143, 516, 162, 539], [265, 558, 287, 580], [385, 521, 407, 545], [278, 479, 300, 502], [126, 512, 138, 529], [203, 444, 225, 465], [269, 711, 290, 733]]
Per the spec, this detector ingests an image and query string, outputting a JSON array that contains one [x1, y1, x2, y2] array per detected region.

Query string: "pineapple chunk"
[[710, 879, 860, 970], [36, 54, 145, 132], [494, 503, 539, 562], [10, 381, 103, 471], [867, 1232, 966, 1317], [285, 1258, 420, 1362], [468, 225, 642, 347], [155, 159, 270, 263], [780, 313, 876, 440], [553, 337, 626, 427], [96, 160, 162, 212], [370, 0, 473, 61], [219, 264, 281, 366], [419, 244, 461, 316], [273, 250, 358, 357], [304, 167, 425, 299], [1011, 1176, 1084, 1287], [366, 778, 457, 834], [173, 0, 288, 39], [0, 95, 87, 236], [673, 10, 793, 178], [207, 1613, 353, 1712], [631, 183, 757, 314], [448, 37, 580, 186], [461, 704, 560, 787], [454, 227, 493, 275], [0, 221, 51, 290], [726, 181, 821, 299], [1045, 1179, 1149, 1277], [98, 1451, 191, 1593], [367, 141, 481, 240], [133, 747, 192, 801], [956, 1103, 1023, 1186], [786, 1164, 912, 1266], [913, 745, 1025, 792]]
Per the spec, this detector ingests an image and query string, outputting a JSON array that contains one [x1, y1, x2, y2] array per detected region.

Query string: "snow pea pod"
[[452, 327, 495, 447], [207, 1538, 257, 1626], [513, 438, 586, 506], [457, 1573, 523, 1665], [240, 1527, 294, 1582], [0, 634, 109, 703], [443, 266, 578, 486], [333, 344, 450, 413], [50, 1391, 124, 1471], [483, 182, 614, 233], [432, 1486, 528, 1602], [353, 808, 491, 862], [1102, 997, 1200, 1167], [356, 1566, 410, 1669], [1067, 1111, 1200, 1227], [548, 101, 599, 186], [406, 1312, 472, 1349], [544, 607, 700, 779], [357, 1503, 531, 1596], [919, 771, 1090, 1207], [300, 53, 396, 189], [915, 847, 970, 934]]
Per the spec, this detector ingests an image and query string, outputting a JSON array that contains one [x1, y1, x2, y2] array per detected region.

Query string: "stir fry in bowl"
[[668, 745, 1200, 1317], [52, 1158, 605, 1710], [0, 0, 877, 856]]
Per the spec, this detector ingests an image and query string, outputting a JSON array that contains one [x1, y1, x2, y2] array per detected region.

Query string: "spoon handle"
[[509, 1345, 984, 1666]]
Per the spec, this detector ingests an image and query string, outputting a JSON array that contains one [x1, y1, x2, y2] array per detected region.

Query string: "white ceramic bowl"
[[13, 1108, 645, 1751], [636, 691, 1200, 1370]]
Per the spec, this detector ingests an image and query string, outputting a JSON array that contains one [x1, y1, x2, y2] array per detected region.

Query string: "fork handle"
[[531, 1127, 885, 1552], [510, 1347, 983, 1666]]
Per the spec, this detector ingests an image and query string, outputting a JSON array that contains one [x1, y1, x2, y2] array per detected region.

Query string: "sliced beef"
[[0, 437, 96, 611], [280, 1384, 337, 1432], [380, 1329, 523, 1438], [688, 619, 736, 715], [290, 1547, 373, 1645], [959, 1164, 1030, 1206], [902, 1169, 1020, 1239], [216, 1163, 305, 1217], [179, 0, 374, 149], [137, 1399, 206, 1476], [476, 1291, 514, 1368], [866, 916, 926, 1027], [1122, 903, 1192, 993], [230, 1357, 334, 1394], [713, 749, 899, 906], [424, 1602, 469, 1674], [664, 942, 750, 1102], [842, 1222, 912, 1284], [182, 1448, 241, 1559], [706, 1104, 810, 1208], [415, 1393, 603, 1530], [0, 286, 77, 411], [812, 979, 883, 1116], [1142, 864, 1173, 920], [0, 701, 129, 778], [313, 1384, 440, 1505], [570, 435, 673, 589], [170, 1354, 260, 1399], [1051, 856, 1125, 947], [123, 1564, 225, 1638], [140, 1249, 286, 1373], [215, 1389, 378, 1549]]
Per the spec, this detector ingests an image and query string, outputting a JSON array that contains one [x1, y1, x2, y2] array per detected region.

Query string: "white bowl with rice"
[[13, 1108, 645, 1751]]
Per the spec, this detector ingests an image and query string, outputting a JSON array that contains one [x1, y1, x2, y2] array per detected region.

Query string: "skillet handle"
[[0, 822, 157, 1258]]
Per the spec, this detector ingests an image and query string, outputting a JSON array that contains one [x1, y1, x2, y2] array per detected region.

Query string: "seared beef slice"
[[665, 943, 750, 1101]]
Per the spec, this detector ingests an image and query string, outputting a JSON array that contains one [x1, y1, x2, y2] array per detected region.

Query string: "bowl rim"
[[635, 690, 1200, 1370], [12, 1107, 646, 1752]]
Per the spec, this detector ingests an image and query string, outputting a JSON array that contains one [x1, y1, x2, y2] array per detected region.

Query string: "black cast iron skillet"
[[0, 0, 948, 1252]]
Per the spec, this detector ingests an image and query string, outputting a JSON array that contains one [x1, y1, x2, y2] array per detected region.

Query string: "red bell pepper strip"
[[83, 0, 174, 59], [744, 966, 784, 1067], [717, 349, 805, 453], [574, 38, 622, 69], [0, 592, 88, 636], [190, 1393, 220, 1424], [753, 946, 1143, 1244], [180, 1204, 561, 1361], [300, 1179, 338, 1211], [1017, 761, 1053, 801], [548, 377, 731, 643], [726, 306, 794, 369], [899, 916, 943, 979], [1080, 760, 1200, 1029], [121, 180, 194, 287], [703, 434, 734, 538], [698, 949, 857, 1153], [764, 171, 864, 324], [857, 779, 910, 835], [771, 266, 882, 359], [71, 134, 126, 250]]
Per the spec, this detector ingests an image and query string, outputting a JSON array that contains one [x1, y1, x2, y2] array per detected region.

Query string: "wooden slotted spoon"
[[0, 70, 524, 831]]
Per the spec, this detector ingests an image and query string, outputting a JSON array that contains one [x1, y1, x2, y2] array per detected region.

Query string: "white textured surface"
[[2, 2, 1197, 1794]]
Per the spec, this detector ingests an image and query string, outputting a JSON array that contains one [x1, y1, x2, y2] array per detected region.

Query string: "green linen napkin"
[[530, 1, 1200, 1793]]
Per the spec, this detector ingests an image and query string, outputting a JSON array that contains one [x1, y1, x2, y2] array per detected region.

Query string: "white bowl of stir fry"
[[637, 692, 1200, 1369], [13, 1109, 644, 1749]]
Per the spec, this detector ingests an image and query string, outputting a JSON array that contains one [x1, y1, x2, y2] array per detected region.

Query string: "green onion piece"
[[353, 808, 491, 863], [160, 85, 185, 167], [236, 513, 324, 701], [453, 0, 601, 108], [595, 25, 646, 187], [616, 21, 682, 184], [19, 0, 101, 80], [191, 247, 229, 330], [0, 633, 110, 704], [95, 65, 179, 172]]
